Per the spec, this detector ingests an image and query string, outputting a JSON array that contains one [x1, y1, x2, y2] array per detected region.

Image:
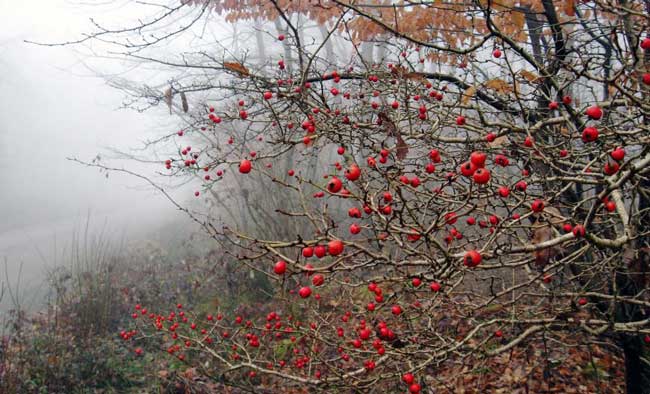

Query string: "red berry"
[[430, 282, 441, 292], [327, 177, 343, 193], [409, 383, 422, 393], [328, 240, 344, 256], [515, 180, 527, 192], [312, 274, 325, 286], [531, 199, 545, 213], [345, 165, 361, 181], [464, 250, 482, 267], [585, 105, 603, 120], [460, 161, 477, 177], [524, 136, 534, 147], [611, 147, 625, 161], [314, 245, 327, 258], [348, 207, 362, 218], [298, 287, 312, 298], [274, 261, 287, 275], [470, 151, 487, 168], [473, 168, 491, 184], [573, 224, 586, 238], [239, 159, 252, 174], [582, 127, 599, 143], [641, 38, 650, 50], [302, 247, 314, 258], [604, 161, 620, 175], [492, 48, 501, 58]]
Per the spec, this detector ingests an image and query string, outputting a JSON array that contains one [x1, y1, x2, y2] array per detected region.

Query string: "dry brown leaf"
[[163, 87, 173, 115], [461, 86, 477, 105], [223, 61, 250, 76], [378, 112, 409, 161], [488, 135, 509, 147], [404, 72, 428, 83], [484, 78, 514, 94], [564, 0, 575, 16], [184, 367, 197, 379], [511, 10, 525, 30], [519, 70, 542, 83], [180, 91, 189, 113], [396, 135, 408, 161]]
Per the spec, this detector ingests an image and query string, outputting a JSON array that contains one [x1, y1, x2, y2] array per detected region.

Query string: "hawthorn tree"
[[58, 0, 650, 392]]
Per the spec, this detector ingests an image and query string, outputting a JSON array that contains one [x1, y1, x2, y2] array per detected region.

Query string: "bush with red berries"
[[67, 1, 650, 392]]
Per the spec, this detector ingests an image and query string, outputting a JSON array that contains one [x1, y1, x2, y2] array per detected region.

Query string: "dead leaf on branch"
[[390, 65, 428, 83], [488, 135, 509, 147], [164, 87, 173, 115], [378, 112, 409, 161], [396, 135, 408, 161], [180, 91, 189, 113], [483, 78, 514, 94], [461, 86, 477, 105], [519, 70, 543, 84], [564, 0, 576, 16], [510, 10, 526, 30], [223, 61, 250, 77]]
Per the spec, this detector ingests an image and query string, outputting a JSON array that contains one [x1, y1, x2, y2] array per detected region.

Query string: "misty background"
[[0, 0, 192, 310]]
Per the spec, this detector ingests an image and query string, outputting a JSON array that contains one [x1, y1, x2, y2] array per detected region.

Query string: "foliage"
[[0, 231, 237, 394]]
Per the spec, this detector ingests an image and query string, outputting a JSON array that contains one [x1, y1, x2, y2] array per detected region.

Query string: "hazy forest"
[[2, 1, 650, 393]]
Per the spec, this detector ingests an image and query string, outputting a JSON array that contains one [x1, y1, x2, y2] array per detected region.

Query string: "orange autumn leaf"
[[223, 61, 250, 76], [519, 70, 542, 83], [564, 0, 576, 16], [461, 86, 477, 105], [484, 78, 513, 94]]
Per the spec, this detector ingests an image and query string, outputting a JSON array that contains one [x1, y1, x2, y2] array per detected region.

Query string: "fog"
[[0, 1, 190, 310]]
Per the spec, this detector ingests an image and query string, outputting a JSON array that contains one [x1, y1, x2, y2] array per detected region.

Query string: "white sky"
[[0, 0, 189, 307]]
